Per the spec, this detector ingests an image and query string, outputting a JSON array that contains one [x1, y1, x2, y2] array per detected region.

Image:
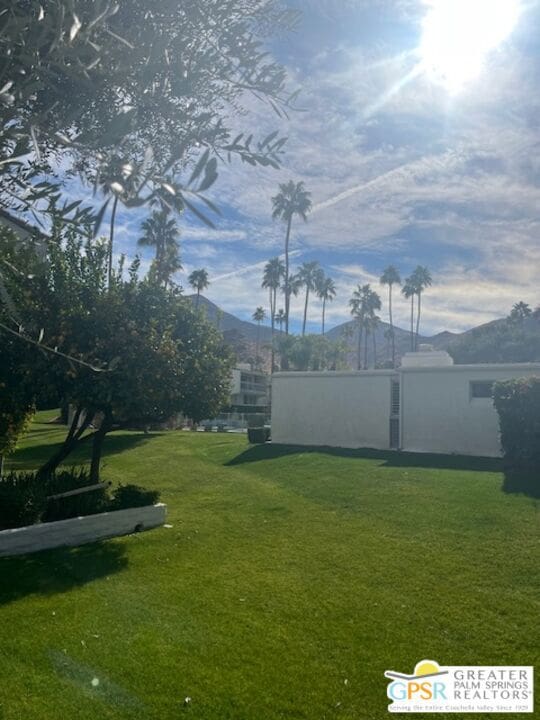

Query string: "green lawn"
[[0, 413, 538, 720]]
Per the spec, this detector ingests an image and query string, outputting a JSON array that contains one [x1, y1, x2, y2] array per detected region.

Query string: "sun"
[[418, 0, 522, 93], [414, 660, 441, 677]]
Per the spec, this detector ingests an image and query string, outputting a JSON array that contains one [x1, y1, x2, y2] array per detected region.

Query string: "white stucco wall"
[[271, 371, 395, 449], [400, 364, 540, 457]]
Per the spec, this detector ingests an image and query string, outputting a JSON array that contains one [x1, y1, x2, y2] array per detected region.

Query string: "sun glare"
[[418, 0, 522, 93]]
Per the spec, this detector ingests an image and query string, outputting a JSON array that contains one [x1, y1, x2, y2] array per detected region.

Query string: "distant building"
[[271, 347, 540, 457], [230, 363, 269, 411]]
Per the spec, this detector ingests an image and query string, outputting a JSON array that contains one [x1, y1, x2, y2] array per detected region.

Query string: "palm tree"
[[275, 308, 286, 332], [138, 209, 182, 287], [188, 269, 209, 308], [262, 257, 285, 371], [380, 265, 401, 366], [411, 266, 432, 350], [271, 181, 312, 334], [317, 274, 337, 335], [296, 261, 323, 335], [349, 284, 381, 369], [402, 279, 417, 351], [252, 306, 266, 362]]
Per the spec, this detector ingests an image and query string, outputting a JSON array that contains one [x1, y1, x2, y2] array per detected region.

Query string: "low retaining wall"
[[0, 503, 167, 557]]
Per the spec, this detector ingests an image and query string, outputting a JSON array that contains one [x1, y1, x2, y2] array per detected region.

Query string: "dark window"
[[470, 380, 494, 399], [391, 380, 400, 416], [390, 418, 400, 449]]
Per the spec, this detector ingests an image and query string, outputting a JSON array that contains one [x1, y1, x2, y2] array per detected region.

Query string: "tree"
[[252, 307, 266, 363], [296, 261, 323, 336], [275, 309, 286, 332], [1, 1, 298, 231], [349, 284, 381, 369], [271, 181, 312, 333], [138, 210, 182, 288], [509, 301, 532, 323], [380, 265, 401, 367], [411, 266, 433, 350], [262, 257, 285, 371], [188, 269, 210, 308], [316, 274, 337, 335], [402, 279, 417, 352]]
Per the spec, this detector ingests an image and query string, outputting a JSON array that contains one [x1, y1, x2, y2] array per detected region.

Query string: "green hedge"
[[493, 377, 540, 470]]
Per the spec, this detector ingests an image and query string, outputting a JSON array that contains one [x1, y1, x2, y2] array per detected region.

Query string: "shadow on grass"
[[226, 443, 503, 473], [0, 541, 128, 605], [7, 431, 163, 471], [502, 468, 539, 499]]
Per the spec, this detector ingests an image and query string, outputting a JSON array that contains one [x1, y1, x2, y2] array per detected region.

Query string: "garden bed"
[[0, 502, 166, 557]]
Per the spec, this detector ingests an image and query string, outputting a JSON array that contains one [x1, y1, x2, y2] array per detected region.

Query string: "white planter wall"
[[0, 503, 167, 557]]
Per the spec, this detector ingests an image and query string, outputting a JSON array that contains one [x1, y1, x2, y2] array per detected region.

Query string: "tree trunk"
[[0, 454, 4, 477], [89, 412, 112, 483], [389, 285, 395, 367], [302, 287, 309, 336], [364, 329, 369, 369], [196, 289, 200, 308], [284, 216, 292, 335], [357, 323, 363, 370], [373, 329, 377, 368], [415, 291, 422, 351], [322, 298, 326, 335], [108, 195, 119, 288], [256, 323, 260, 362], [270, 288, 275, 373], [410, 295, 415, 351], [37, 406, 92, 479]]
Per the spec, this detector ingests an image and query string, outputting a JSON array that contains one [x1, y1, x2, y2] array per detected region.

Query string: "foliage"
[[449, 317, 540, 363], [138, 210, 182, 288], [0, 471, 47, 530], [110, 484, 160, 511], [271, 181, 312, 334], [1, 0, 299, 227], [276, 334, 348, 371], [493, 377, 540, 474], [1, 226, 234, 479]]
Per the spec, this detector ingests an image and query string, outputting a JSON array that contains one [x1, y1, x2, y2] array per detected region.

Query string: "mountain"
[[187, 294, 276, 342], [187, 295, 539, 367]]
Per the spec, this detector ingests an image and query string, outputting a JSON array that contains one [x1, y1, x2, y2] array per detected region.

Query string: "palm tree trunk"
[[322, 298, 326, 335], [256, 322, 260, 361], [364, 329, 369, 369], [415, 291, 422, 351], [302, 287, 309, 336], [357, 323, 363, 370], [270, 288, 275, 373], [284, 216, 292, 334], [373, 329, 377, 368], [196, 289, 200, 308], [108, 195, 119, 288], [389, 285, 395, 367], [410, 295, 415, 351]]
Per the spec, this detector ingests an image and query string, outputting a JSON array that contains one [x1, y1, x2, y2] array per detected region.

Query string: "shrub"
[[247, 427, 270, 444], [493, 378, 540, 469], [0, 471, 47, 530], [110, 484, 160, 511], [43, 468, 110, 523]]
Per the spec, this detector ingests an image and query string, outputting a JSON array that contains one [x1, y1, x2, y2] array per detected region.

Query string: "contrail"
[[312, 147, 464, 214], [212, 250, 302, 283]]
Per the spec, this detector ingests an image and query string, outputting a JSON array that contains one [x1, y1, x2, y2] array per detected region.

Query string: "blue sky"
[[110, 0, 540, 336]]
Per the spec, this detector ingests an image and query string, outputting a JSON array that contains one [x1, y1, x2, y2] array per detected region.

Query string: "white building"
[[271, 349, 540, 457]]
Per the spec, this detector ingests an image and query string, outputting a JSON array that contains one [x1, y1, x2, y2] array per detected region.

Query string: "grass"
[[0, 413, 538, 720]]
